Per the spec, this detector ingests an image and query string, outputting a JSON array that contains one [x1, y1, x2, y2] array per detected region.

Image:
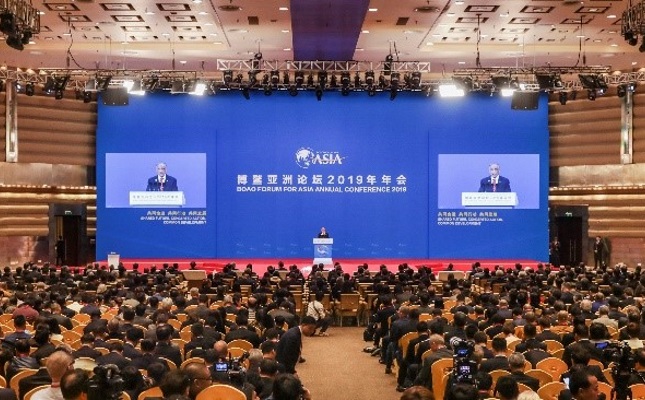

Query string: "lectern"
[[313, 238, 333, 266], [182, 270, 207, 290], [129, 191, 186, 207]]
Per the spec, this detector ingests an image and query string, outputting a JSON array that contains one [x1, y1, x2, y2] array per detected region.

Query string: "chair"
[[398, 332, 419, 357], [517, 383, 532, 394], [587, 359, 604, 369], [525, 369, 553, 387], [158, 357, 177, 371], [551, 348, 565, 359], [24, 385, 49, 400], [138, 386, 163, 400], [523, 360, 532, 372], [490, 369, 511, 390], [598, 381, 612, 400], [9, 368, 38, 396], [227, 347, 246, 358], [507, 339, 521, 351], [228, 339, 253, 351], [120, 392, 131, 400], [537, 381, 566, 400], [536, 357, 568, 380], [543, 340, 564, 353], [196, 384, 246, 400], [62, 330, 82, 345], [180, 330, 192, 342], [180, 357, 206, 369], [72, 314, 91, 324], [630, 383, 645, 400], [603, 368, 614, 385], [337, 293, 360, 326], [0, 315, 13, 325], [72, 325, 86, 335], [431, 358, 453, 400], [0, 374, 6, 388], [167, 319, 182, 330]]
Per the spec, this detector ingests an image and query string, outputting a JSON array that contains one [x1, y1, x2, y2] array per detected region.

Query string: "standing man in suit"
[[317, 227, 329, 238], [275, 316, 317, 374], [146, 162, 178, 191], [479, 163, 511, 192]]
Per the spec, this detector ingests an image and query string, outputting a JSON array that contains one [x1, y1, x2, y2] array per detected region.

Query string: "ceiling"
[[0, 0, 639, 73]]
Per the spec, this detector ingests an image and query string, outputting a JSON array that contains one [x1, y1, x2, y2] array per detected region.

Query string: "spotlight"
[[354, 72, 361, 87], [410, 71, 421, 89], [341, 86, 350, 96], [315, 85, 323, 101], [424, 85, 434, 97], [83, 91, 92, 103], [627, 81, 637, 92], [587, 89, 596, 101], [234, 74, 243, 84], [25, 82, 34, 96], [558, 91, 568, 105], [288, 85, 298, 97], [282, 71, 290, 85], [535, 73, 563, 91], [329, 74, 338, 88], [365, 71, 375, 86], [54, 89, 64, 100], [295, 71, 305, 88], [307, 74, 314, 87], [438, 83, 465, 97], [21, 29, 32, 45], [617, 84, 627, 98], [317, 71, 328, 87], [263, 84, 272, 96], [379, 74, 386, 88], [630, 36, 639, 46], [270, 70, 280, 86], [248, 71, 258, 85], [43, 77, 56, 94], [6, 34, 23, 51], [191, 81, 207, 96], [241, 86, 250, 100], [0, 12, 15, 35], [223, 70, 233, 85], [625, 30, 634, 41], [341, 72, 350, 87], [261, 73, 269, 86], [579, 74, 607, 92]]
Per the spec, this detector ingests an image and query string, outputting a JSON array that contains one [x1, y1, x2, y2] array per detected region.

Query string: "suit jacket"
[[155, 342, 182, 368], [478, 176, 511, 192], [511, 371, 540, 391], [225, 327, 262, 348], [0, 389, 16, 400], [96, 352, 130, 371], [535, 329, 562, 343], [276, 326, 302, 374], [18, 368, 51, 400], [123, 343, 142, 360], [72, 345, 102, 360], [146, 175, 178, 191], [480, 355, 510, 373], [128, 353, 165, 370]]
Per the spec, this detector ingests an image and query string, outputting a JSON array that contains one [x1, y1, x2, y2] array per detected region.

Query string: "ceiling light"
[[281, 29, 290, 33], [145, 9, 155, 15], [192, 0, 202, 3], [283, 48, 291, 51], [455, 0, 464, 4], [368, 8, 378, 12], [607, 14, 616, 19], [439, 83, 465, 97], [279, 6, 289, 11], [362, 30, 370, 33], [447, 12, 455, 16], [198, 11, 208, 15]]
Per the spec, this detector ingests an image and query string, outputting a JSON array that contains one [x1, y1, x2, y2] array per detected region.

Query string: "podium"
[[461, 192, 518, 208], [182, 270, 207, 290], [313, 238, 333, 266], [129, 191, 186, 207], [107, 253, 120, 267]]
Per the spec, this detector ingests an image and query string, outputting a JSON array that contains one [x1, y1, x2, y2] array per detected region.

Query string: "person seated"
[[494, 376, 520, 400], [59, 368, 90, 400], [508, 353, 539, 391], [6, 339, 39, 382], [30, 350, 75, 400], [480, 337, 510, 373]]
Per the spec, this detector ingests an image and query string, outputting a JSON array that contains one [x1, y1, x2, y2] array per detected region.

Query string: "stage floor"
[[96, 258, 544, 276]]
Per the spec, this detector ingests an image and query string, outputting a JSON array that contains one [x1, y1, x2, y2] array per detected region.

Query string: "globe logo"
[[295, 147, 315, 169]]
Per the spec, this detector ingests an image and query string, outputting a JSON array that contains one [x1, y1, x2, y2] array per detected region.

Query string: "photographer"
[[627, 348, 645, 385]]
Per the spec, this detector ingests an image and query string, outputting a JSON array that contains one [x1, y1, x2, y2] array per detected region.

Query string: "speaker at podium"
[[313, 238, 333, 266]]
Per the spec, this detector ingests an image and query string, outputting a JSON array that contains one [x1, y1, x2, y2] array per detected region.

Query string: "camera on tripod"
[[214, 351, 250, 386], [87, 364, 124, 400], [601, 342, 635, 400], [450, 337, 478, 385]]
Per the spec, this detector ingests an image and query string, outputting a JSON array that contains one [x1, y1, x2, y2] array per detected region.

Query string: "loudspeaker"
[[102, 87, 129, 106], [511, 91, 539, 110]]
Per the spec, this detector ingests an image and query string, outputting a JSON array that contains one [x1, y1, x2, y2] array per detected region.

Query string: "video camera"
[[601, 342, 635, 400], [214, 351, 250, 386], [87, 364, 124, 400], [450, 337, 478, 385]]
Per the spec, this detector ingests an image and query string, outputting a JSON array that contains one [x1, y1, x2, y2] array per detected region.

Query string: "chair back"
[[228, 339, 253, 351], [196, 384, 246, 400], [630, 383, 645, 400], [490, 369, 511, 390], [24, 384, 49, 400], [537, 381, 566, 400], [517, 383, 532, 394], [597, 381, 612, 400], [9, 368, 38, 397], [137, 386, 163, 400], [536, 357, 568, 380], [525, 368, 553, 387], [431, 358, 453, 400], [398, 332, 419, 354], [543, 340, 563, 353]]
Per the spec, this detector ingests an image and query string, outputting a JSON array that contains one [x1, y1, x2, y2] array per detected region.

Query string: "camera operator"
[[60, 369, 90, 400], [627, 348, 645, 385], [209, 340, 257, 400]]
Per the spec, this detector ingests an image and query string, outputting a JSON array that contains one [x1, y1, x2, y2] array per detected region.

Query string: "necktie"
[[492, 178, 497, 192], [160, 179, 164, 191]]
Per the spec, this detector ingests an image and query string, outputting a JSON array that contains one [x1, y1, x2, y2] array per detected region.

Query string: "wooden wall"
[[0, 93, 96, 265]]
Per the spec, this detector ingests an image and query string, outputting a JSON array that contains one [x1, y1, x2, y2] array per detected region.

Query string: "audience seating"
[[9, 368, 38, 397], [430, 358, 453, 400], [24, 385, 48, 400], [537, 381, 566, 400], [536, 357, 568, 380], [137, 386, 162, 400], [195, 384, 246, 400]]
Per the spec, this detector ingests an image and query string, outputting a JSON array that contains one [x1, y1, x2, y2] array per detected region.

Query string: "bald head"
[[47, 350, 74, 382], [213, 340, 228, 359]]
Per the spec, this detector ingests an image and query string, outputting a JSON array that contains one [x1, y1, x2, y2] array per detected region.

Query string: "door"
[[56, 215, 82, 266], [555, 216, 583, 267]]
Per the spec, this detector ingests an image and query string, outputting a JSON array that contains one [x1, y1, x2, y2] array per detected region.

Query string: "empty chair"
[[537, 382, 566, 400]]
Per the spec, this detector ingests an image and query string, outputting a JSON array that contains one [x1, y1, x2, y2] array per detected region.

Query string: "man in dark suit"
[[317, 227, 330, 238], [96, 342, 130, 371], [480, 338, 511, 373], [146, 162, 178, 191], [154, 324, 182, 368], [478, 163, 511, 192], [224, 315, 261, 348], [72, 334, 102, 360], [275, 316, 316, 374], [508, 353, 539, 391]]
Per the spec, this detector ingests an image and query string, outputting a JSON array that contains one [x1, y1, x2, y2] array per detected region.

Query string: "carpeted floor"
[[296, 327, 401, 400]]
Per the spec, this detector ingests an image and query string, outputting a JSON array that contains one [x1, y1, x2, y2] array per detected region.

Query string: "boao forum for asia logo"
[[294, 147, 346, 169]]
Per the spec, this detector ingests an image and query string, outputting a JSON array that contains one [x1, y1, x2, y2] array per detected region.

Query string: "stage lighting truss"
[[0, 0, 40, 51], [7, 63, 645, 102], [621, 1, 645, 47]]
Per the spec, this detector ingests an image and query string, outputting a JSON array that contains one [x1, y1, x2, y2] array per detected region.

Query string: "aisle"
[[296, 327, 401, 400]]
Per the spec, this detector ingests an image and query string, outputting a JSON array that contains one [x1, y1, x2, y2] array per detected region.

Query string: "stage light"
[[341, 71, 350, 87], [248, 71, 258, 85], [439, 83, 465, 97], [354, 72, 361, 87], [223, 70, 233, 85], [306, 73, 314, 87], [261, 73, 269, 86], [54, 88, 64, 100], [83, 91, 92, 103], [170, 80, 185, 94], [558, 91, 568, 105], [21, 29, 31, 45], [191, 80, 207, 95], [618, 84, 627, 98], [234, 73, 243, 84], [587, 89, 596, 101], [535, 73, 564, 91], [282, 71, 290, 85], [270, 70, 280, 86], [129, 80, 146, 95], [25, 82, 34, 96], [379, 74, 386, 88], [390, 72, 400, 88], [288, 85, 298, 97], [365, 71, 375, 86], [6, 34, 23, 50], [122, 79, 135, 91], [341, 86, 350, 96], [315, 85, 323, 101], [317, 71, 327, 87], [263, 84, 272, 96], [410, 71, 421, 89], [329, 74, 338, 88], [0, 12, 15, 35], [295, 71, 305, 87], [241, 86, 250, 100], [630, 35, 639, 47]]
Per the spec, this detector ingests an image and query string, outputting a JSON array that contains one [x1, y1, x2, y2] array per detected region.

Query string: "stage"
[[95, 258, 545, 276]]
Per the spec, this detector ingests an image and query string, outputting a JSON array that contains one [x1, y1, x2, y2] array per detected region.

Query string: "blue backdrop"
[[96, 90, 549, 260]]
